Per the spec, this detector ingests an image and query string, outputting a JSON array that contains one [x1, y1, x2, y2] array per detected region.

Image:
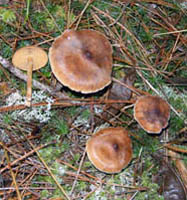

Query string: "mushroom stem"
[[26, 57, 33, 107]]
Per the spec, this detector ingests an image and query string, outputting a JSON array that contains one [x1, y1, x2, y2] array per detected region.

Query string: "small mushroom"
[[12, 46, 48, 106], [86, 127, 132, 173], [49, 29, 113, 94], [134, 95, 170, 133]]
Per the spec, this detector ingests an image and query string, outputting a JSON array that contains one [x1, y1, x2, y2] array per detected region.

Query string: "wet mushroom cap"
[[12, 46, 48, 71], [134, 95, 170, 133], [86, 127, 132, 173], [49, 29, 113, 93]]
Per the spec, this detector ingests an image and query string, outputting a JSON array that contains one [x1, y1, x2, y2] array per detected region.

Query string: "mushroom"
[[86, 127, 132, 173], [12, 46, 48, 107], [49, 29, 113, 94], [134, 95, 170, 133]]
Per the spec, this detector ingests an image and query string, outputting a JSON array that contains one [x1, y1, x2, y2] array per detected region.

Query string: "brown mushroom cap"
[[134, 95, 170, 133], [12, 46, 48, 71], [49, 29, 113, 93], [86, 127, 132, 173]]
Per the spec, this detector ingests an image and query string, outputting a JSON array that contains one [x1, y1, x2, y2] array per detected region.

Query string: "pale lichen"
[[89, 185, 107, 200], [6, 90, 54, 123], [93, 123, 110, 134]]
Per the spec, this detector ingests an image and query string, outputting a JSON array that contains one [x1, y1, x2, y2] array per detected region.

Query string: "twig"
[[67, 0, 72, 28], [39, 0, 62, 33], [75, 0, 94, 30], [70, 148, 87, 195], [112, 77, 149, 96], [59, 160, 148, 190], [0, 141, 20, 158], [91, 6, 148, 56], [168, 151, 187, 189], [0, 187, 55, 190], [4, 148, 22, 200], [18, 127, 71, 200], [20, 169, 38, 197], [129, 191, 139, 200], [163, 33, 181, 70], [0, 141, 55, 173], [164, 144, 187, 153], [64, 171, 98, 186], [154, 29, 187, 37], [0, 98, 134, 113]]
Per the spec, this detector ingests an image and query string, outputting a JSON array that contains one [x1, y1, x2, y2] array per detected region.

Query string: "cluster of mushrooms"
[[12, 29, 170, 174]]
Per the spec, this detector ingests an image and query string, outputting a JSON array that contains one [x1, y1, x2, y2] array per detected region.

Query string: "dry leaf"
[[153, 155, 187, 200], [168, 151, 187, 189]]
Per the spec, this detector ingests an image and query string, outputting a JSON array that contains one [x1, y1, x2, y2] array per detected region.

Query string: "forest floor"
[[0, 0, 186, 199]]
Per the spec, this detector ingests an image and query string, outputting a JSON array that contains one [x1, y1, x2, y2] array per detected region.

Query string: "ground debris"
[[153, 154, 187, 200]]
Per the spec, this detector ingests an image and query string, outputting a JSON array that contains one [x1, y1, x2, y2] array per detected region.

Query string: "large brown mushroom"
[[49, 29, 113, 94], [134, 95, 170, 133], [86, 127, 132, 173], [12, 46, 48, 106]]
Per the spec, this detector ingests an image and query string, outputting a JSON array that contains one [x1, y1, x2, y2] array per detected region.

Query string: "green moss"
[[0, 9, 16, 23], [76, 181, 87, 190], [135, 171, 164, 200], [0, 42, 13, 58], [56, 119, 69, 135], [40, 189, 50, 198], [73, 153, 81, 162], [2, 113, 12, 124], [66, 107, 80, 118], [81, 109, 91, 120], [84, 161, 92, 168]]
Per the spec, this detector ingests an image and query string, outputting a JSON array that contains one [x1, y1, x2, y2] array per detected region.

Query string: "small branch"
[[0, 141, 55, 173], [75, 0, 94, 30], [0, 98, 134, 113], [19, 129, 71, 200], [4, 149, 22, 200], [70, 148, 87, 195], [0, 55, 68, 99]]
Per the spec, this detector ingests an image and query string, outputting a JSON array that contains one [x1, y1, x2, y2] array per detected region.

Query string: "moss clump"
[[135, 171, 164, 200]]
